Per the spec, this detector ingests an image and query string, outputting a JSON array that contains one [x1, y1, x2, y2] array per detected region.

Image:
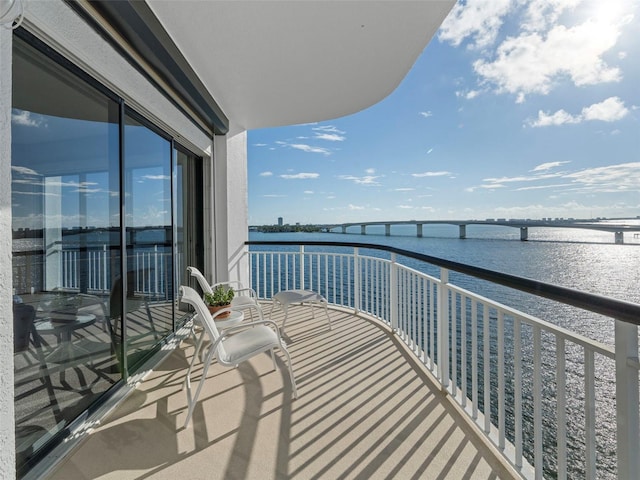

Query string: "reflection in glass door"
[[175, 147, 204, 305], [123, 113, 173, 373], [12, 35, 121, 474]]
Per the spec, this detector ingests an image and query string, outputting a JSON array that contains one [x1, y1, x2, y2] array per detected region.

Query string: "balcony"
[[42, 240, 640, 479], [46, 302, 514, 479]]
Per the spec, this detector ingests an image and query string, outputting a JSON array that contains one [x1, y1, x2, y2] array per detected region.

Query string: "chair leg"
[[270, 348, 277, 371], [323, 301, 332, 330], [184, 347, 216, 428]]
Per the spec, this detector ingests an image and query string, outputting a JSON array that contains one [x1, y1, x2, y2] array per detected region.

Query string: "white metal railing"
[[248, 244, 639, 480], [58, 245, 171, 297]]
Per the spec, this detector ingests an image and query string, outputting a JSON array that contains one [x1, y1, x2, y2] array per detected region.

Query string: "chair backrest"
[[180, 285, 227, 358], [187, 266, 213, 294], [213, 280, 246, 291]]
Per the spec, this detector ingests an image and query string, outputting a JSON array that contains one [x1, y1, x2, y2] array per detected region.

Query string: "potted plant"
[[204, 284, 235, 319]]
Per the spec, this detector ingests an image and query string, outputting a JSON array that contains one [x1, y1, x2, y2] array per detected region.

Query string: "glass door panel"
[[123, 113, 173, 373], [12, 35, 120, 473]]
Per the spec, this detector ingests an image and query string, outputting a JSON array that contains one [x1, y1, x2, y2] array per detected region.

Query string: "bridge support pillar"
[[417, 224, 423, 237], [385, 224, 391, 236], [520, 227, 528, 241], [615, 231, 624, 244], [459, 225, 466, 239], [341, 226, 346, 234], [361, 225, 366, 235]]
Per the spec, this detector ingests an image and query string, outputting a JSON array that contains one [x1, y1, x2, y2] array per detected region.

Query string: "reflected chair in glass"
[[109, 273, 159, 375], [186, 266, 259, 319], [179, 285, 297, 428]]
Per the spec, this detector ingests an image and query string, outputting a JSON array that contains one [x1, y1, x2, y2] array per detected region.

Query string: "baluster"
[[471, 299, 478, 420], [556, 336, 567, 479], [533, 324, 542, 479], [585, 348, 596, 479], [451, 291, 458, 398], [437, 268, 449, 388], [514, 318, 523, 468], [483, 304, 491, 434], [498, 310, 505, 450], [461, 294, 467, 409]]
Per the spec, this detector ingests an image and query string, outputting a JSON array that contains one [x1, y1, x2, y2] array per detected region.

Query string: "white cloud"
[[259, 171, 273, 177], [365, 168, 376, 175], [439, 0, 512, 49], [11, 166, 39, 176], [314, 133, 345, 142], [514, 183, 575, 191], [529, 97, 629, 127], [483, 173, 562, 184], [427, 148, 434, 154], [289, 144, 331, 155], [475, 20, 623, 102], [565, 162, 640, 189], [263, 194, 287, 198], [12, 110, 45, 128], [308, 125, 346, 141], [313, 125, 345, 134], [398, 205, 414, 209], [143, 174, 170, 181], [348, 204, 365, 210], [581, 96, 628, 121], [280, 173, 320, 179], [529, 109, 581, 127], [395, 188, 415, 191], [419, 111, 433, 118], [304, 190, 314, 194], [521, 0, 582, 32], [338, 175, 383, 186], [253, 143, 268, 147], [468, 162, 640, 195], [531, 161, 570, 172], [411, 171, 453, 178]]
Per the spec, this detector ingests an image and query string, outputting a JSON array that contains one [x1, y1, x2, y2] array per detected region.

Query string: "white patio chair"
[[180, 285, 297, 428], [187, 266, 259, 318]]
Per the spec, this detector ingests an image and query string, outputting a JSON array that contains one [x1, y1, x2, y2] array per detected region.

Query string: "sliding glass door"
[[12, 35, 121, 473], [122, 113, 174, 373], [11, 32, 204, 476]]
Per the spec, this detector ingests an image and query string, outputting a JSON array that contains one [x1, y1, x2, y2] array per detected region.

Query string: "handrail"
[[246, 240, 640, 326]]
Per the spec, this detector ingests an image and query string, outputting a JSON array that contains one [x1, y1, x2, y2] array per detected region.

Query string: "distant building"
[[278, 217, 283, 226]]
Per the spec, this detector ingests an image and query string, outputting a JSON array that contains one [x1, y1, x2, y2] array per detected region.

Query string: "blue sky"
[[247, 0, 640, 226]]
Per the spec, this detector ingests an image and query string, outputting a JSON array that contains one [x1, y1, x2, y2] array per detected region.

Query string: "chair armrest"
[[235, 287, 258, 298]]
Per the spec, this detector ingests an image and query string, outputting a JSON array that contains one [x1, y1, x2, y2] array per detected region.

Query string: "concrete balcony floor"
[[48, 303, 516, 479]]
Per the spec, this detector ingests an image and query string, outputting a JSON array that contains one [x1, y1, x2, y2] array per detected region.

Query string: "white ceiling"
[[146, 0, 455, 131]]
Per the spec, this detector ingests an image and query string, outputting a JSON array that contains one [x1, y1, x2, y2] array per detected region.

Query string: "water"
[[248, 224, 640, 478]]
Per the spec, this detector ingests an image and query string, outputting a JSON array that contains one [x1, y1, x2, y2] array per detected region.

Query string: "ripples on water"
[[249, 224, 640, 478]]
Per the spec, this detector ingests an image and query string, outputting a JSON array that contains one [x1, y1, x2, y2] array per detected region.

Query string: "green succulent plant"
[[203, 284, 235, 307]]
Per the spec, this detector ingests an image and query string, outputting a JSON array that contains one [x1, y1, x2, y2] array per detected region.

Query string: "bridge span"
[[324, 219, 640, 244]]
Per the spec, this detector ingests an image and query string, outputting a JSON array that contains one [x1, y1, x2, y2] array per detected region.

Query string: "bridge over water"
[[324, 219, 640, 244]]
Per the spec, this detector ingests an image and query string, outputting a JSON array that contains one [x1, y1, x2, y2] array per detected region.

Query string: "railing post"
[[353, 247, 360, 313], [437, 268, 449, 388], [299, 245, 305, 290], [102, 244, 107, 292], [154, 245, 159, 296], [615, 320, 640, 479], [390, 253, 398, 330]]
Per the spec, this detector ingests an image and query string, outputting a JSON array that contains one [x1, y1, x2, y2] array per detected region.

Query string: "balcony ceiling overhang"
[[145, 0, 455, 131]]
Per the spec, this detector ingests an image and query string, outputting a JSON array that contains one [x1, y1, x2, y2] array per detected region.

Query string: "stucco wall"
[[211, 128, 249, 288], [226, 129, 249, 287], [0, 26, 16, 480]]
